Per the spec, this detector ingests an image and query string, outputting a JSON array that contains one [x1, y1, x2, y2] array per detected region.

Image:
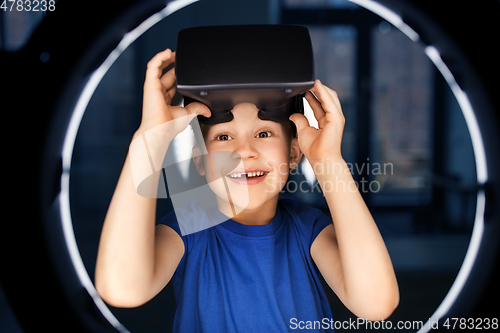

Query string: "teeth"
[[229, 171, 266, 178]]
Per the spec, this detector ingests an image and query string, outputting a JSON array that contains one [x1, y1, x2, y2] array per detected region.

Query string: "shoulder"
[[279, 199, 332, 243], [156, 200, 215, 268], [157, 199, 216, 250], [157, 199, 220, 236], [279, 198, 329, 221]]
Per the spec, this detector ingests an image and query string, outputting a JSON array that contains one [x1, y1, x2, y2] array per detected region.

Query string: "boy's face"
[[193, 103, 302, 214]]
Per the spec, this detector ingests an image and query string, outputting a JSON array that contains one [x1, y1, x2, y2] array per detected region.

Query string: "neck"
[[216, 195, 278, 225]]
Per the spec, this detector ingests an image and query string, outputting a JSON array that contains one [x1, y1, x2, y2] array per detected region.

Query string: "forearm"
[[313, 156, 398, 317], [95, 130, 169, 305]]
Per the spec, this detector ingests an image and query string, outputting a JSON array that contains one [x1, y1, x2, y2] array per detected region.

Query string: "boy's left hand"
[[289, 80, 345, 164]]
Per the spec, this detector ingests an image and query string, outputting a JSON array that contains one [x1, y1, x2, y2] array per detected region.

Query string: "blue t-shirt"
[[157, 198, 334, 332]]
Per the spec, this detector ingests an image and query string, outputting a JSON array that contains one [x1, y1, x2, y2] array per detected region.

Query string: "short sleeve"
[[279, 198, 333, 248], [155, 199, 216, 271], [156, 209, 188, 269], [311, 213, 333, 245], [157, 209, 182, 236]]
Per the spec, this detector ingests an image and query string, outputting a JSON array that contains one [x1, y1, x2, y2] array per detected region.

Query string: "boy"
[[95, 48, 399, 331]]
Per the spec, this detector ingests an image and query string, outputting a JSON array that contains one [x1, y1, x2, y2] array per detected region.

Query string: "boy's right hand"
[[129, 49, 211, 196], [136, 48, 211, 142]]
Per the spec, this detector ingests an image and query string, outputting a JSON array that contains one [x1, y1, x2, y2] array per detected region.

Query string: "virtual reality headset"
[[175, 25, 315, 125]]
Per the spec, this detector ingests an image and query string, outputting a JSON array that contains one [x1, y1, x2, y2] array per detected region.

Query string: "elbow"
[[95, 280, 150, 308], [352, 286, 400, 321], [364, 293, 399, 321]]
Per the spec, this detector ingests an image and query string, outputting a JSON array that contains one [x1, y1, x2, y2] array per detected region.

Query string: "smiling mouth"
[[226, 171, 269, 179]]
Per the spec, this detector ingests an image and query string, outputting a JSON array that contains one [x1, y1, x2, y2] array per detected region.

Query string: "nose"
[[232, 137, 259, 160]]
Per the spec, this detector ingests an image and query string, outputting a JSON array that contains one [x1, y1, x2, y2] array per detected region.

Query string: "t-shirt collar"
[[211, 202, 284, 236]]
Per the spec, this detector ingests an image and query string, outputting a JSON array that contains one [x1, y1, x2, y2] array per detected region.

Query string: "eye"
[[256, 131, 273, 138], [215, 133, 233, 141]]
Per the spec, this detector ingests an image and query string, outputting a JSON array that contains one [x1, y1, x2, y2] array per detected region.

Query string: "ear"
[[288, 137, 303, 170], [192, 146, 206, 176]]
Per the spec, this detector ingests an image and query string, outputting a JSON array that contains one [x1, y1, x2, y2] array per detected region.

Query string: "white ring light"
[[422, 45, 487, 331], [58, 0, 489, 331], [59, 1, 199, 331], [349, 1, 488, 331]]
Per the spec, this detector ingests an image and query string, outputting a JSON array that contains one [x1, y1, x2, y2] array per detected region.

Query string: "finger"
[[310, 80, 342, 116], [289, 113, 311, 134], [160, 65, 176, 88], [323, 84, 342, 114], [165, 84, 177, 103], [305, 91, 325, 123], [145, 49, 174, 82], [184, 101, 211, 118]]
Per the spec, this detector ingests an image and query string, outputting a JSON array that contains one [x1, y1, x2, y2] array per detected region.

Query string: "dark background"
[[1, 0, 499, 332]]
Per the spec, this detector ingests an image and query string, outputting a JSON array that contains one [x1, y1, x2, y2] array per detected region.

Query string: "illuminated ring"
[[1, 0, 498, 332]]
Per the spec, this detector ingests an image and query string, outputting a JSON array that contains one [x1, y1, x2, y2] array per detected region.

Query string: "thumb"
[[185, 101, 211, 118], [289, 113, 310, 134]]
